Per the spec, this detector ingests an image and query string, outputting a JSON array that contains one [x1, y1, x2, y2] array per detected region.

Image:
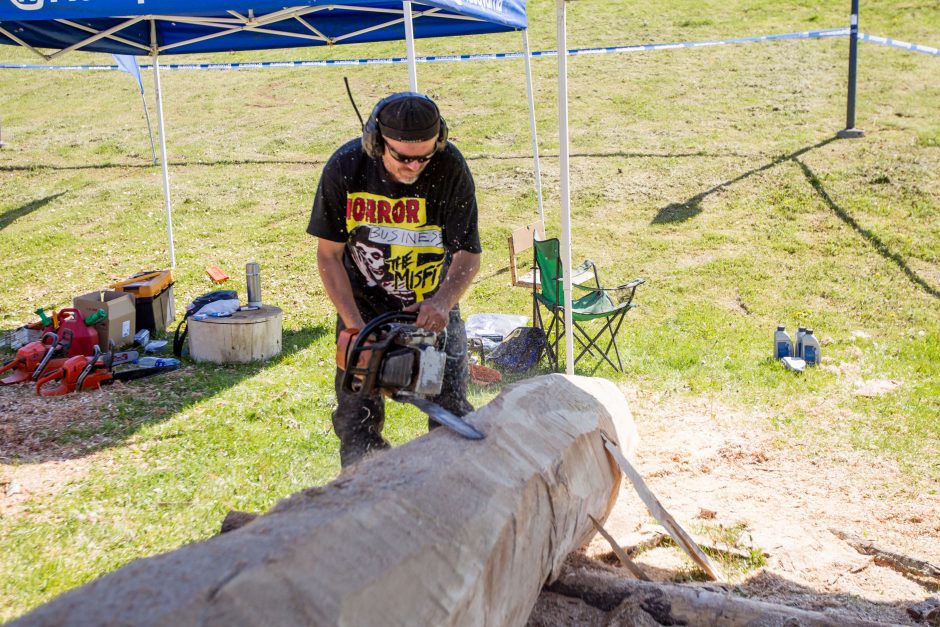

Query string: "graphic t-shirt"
[[307, 138, 481, 317]]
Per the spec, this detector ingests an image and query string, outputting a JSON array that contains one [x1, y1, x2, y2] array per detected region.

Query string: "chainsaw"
[[0, 330, 72, 385], [35, 343, 177, 397], [337, 311, 484, 440], [1, 330, 140, 386]]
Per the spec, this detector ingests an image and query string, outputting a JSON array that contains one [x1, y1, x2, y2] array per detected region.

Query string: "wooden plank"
[[14, 374, 638, 627], [602, 433, 725, 582], [588, 515, 651, 581]]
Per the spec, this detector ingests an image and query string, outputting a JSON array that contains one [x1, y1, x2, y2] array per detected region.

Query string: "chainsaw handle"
[[76, 346, 101, 392], [35, 366, 65, 395], [31, 332, 60, 380], [336, 327, 361, 372]]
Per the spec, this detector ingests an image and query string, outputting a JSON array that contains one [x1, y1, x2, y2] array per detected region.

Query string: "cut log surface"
[[188, 304, 282, 363], [13, 374, 638, 627]]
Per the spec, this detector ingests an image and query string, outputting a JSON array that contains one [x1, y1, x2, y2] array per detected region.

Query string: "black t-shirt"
[[307, 138, 481, 317]]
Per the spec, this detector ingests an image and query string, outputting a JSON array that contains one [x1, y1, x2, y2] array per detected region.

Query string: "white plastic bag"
[[466, 313, 528, 350]]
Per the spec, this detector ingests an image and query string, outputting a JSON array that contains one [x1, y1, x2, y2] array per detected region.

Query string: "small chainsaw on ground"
[[337, 311, 484, 440], [1, 331, 68, 385], [36, 342, 178, 397]]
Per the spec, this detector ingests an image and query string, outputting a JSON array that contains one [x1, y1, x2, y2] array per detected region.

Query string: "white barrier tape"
[[5, 29, 937, 68], [860, 33, 940, 57], [0, 27, 850, 70]]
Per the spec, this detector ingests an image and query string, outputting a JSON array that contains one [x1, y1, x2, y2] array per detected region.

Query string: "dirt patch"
[[0, 382, 131, 515], [530, 385, 940, 625], [0, 380, 128, 463]]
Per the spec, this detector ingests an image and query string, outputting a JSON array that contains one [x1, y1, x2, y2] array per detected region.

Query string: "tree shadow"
[[0, 150, 738, 173], [0, 158, 323, 173], [0, 323, 329, 464], [0, 192, 66, 231], [463, 149, 749, 162], [795, 158, 940, 300], [652, 137, 838, 224]]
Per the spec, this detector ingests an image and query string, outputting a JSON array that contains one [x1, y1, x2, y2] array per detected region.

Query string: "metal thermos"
[[246, 262, 262, 307]]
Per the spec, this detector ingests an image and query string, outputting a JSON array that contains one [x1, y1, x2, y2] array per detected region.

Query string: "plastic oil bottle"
[[795, 326, 807, 358], [802, 329, 821, 366], [774, 325, 793, 359]]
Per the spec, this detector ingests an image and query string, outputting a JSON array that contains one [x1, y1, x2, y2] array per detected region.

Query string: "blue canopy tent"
[[0, 0, 535, 265], [0, 1, 526, 55]]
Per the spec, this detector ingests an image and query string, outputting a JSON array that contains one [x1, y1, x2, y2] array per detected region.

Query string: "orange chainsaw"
[[35, 345, 178, 397], [337, 311, 483, 440], [0, 331, 71, 385]]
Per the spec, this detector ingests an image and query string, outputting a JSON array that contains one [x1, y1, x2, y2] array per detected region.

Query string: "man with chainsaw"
[[307, 92, 481, 468]]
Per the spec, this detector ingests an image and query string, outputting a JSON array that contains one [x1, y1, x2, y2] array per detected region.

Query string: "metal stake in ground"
[[601, 431, 725, 582]]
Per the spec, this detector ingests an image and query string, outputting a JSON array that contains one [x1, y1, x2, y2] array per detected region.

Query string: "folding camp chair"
[[508, 221, 597, 289], [532, 238, 644, 372]]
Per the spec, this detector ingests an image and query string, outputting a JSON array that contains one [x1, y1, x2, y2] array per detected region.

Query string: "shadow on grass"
[[652, 137, 838, 224], [0, 158, 323, 173], [0, 149, 741, 173], [465, 149, 748, 162], [0, 323, 329, 464], [0, 192, 66, 231], [795, 158, 940, 300]]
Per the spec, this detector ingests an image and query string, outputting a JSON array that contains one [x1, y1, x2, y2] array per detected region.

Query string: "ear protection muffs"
[[361, 92, 448, 160]]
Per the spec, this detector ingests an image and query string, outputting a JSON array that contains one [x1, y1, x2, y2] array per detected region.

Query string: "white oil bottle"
[[795, 326, 807, 359], [802, 329, 821, 365], [775, 325, 793, 359]]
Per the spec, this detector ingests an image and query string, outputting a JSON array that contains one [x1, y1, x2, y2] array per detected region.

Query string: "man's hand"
[[403, 250, 480, 332], [403, 299, 449, 332]]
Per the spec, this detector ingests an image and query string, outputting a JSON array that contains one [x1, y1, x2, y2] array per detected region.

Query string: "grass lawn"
[[1, 0, 938, 620]]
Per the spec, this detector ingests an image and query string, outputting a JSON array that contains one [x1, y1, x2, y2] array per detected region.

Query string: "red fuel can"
[[57, 308, 100, 357]]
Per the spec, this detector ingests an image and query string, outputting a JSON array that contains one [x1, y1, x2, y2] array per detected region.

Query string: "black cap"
[[378, 96, 440, 142]]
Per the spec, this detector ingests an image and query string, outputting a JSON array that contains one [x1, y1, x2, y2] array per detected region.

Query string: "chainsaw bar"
[[112, 363, 180, 382], [401, 396, 485, 440]]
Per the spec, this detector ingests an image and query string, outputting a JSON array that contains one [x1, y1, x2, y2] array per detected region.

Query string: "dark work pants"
[[332, 308, 474, 468]]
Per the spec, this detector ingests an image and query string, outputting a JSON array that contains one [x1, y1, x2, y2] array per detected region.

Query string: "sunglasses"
[[385, 145, 437, 164]]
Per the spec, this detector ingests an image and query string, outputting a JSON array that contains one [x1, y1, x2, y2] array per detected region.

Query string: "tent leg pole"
[[403, 1, 418, 92], [522, 30, 545, 227], [152, 52, 176, 268], [837, 0, 864, 139], [555, 0, 574, 375]]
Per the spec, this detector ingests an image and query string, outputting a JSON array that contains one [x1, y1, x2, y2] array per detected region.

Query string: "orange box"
[[109, 270, 174, 298]]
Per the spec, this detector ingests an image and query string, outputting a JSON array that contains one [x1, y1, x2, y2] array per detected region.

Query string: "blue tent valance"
[[0, 1, 526, 57]]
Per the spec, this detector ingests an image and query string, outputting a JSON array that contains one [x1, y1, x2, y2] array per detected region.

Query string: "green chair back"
[[533, 237, 563, 306]]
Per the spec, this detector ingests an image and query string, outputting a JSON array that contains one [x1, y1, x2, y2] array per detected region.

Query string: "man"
[[307, 92, 481, 468]]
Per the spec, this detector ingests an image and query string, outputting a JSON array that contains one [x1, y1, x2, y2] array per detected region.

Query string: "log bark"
[[13, 374, 638, 627]]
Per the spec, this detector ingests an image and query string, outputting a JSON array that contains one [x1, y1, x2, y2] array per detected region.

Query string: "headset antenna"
[[344, 77, 364, 129]]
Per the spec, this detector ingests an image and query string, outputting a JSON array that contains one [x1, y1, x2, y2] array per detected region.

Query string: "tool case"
[[110, 270, 175, 333]]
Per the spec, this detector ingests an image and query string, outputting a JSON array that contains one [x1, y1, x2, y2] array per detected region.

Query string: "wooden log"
[[547, 555, 894, 627], [188, 304, 282, 363], [830, 527, 940, 580], [13, 374, 638, 627]]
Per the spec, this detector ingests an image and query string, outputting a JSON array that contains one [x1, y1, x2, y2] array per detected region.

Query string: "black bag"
[[487, 327, 550, 372], [172, 290, 238, 357]]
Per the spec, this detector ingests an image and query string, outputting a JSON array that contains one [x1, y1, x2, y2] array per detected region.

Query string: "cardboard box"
[[73, 291, 136, 348]]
